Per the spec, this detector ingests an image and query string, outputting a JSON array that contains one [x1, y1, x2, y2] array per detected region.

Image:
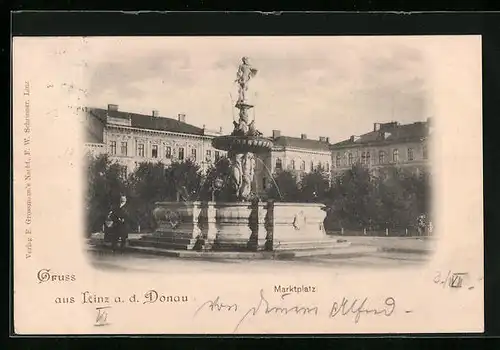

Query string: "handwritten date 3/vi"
[[194, 289, 395, 332]]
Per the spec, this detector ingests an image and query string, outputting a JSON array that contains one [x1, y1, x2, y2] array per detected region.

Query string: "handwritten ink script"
[[433, 271, 482, 290], [194, 289, 396, 332], [23, 80, 33, 260], [95, 306, 111, 327]]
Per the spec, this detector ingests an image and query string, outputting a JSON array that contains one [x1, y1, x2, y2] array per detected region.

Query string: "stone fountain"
[[131, 57, 350, 254]]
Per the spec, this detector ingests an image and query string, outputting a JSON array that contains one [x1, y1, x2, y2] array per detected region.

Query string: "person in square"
[[105, 194, 130, 252]]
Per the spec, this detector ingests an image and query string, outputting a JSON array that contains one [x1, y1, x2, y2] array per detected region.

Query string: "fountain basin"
[[131, 201, 348, 252], [211, 135, 273, 154]]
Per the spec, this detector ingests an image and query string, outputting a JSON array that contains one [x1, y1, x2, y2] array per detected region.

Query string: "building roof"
[[331, 121, 429, 149], [272, 136, 331, 151], [88, 108, 205, 136]]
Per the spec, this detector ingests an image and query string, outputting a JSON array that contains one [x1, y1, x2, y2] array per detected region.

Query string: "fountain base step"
[[270, 239, 351, 251], [88, 243, 376, 259], [129, 234, 350, 253], [129, 239, 198, 251]]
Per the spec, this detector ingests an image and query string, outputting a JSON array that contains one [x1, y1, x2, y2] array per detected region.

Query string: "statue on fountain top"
[[235, 56, 258, 105], [231, 56, 263, 137]]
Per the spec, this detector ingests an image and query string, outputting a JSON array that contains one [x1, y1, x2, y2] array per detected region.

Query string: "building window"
[[379, 151, 386, 164], [291, 159, 295, 170], [276, 158, 282, 170], [137, 143, 145, 157], [165, 146, 172, 159], [336, 154, 341, 167], [361, 152, 366, 164], [366, 152, 371, 165], [191, 148, 197, 161], [301, 160, 306, 171], [206, 150, 212, 162], [393, 149, 399, 163], [326, 162, 330, 172], [215, 151, 220, 162], [151, 144, 158, 158], [348, 153, 353, 166], [407, 148, 414, 161], [263, 177, 267, 189], [120, 142, 127, 156], [310, 161, 314, 171], [109, 141, 117, 155], [423, 145, 428, 160], [178, 147, 185, 161]]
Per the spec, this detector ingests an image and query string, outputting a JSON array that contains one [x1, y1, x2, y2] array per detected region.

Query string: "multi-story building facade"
[[254, 130, 332, 194], [330, 119, 431, 177], [85, 104, 431, 194], [84, 104, 226, 175], [85, 105, 335, 196]]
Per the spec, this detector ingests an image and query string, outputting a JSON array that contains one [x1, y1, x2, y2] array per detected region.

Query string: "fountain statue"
[[131, 57, 350, 254], [212, 56, 273, 201]]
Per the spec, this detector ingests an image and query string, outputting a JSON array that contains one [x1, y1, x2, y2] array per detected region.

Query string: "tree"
[[84, 153, 128, 235], [298, 168, 331, 202], [128, 161, 169, 230], [127, 159, 204, 231], [371, 166, 428, 231], [266, 170, 300, 202], [199, 156, 236, 202], [325, 164, 376, 230], [164, 159, 203, 201]]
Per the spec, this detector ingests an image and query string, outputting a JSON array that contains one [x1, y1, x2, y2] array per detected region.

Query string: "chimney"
[[108, 104, 118, 111], [380, 122, 398, 130], [301, 134, 307, 140], [152, 109, 159, 117], [219, 126, 223, 133], [326, 137, 330, 143], [374, 123, 380, 131], [178, 113, 186, 123], [272, 130, 281, 138]]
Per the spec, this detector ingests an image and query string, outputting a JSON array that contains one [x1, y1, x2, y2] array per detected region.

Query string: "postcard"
[[12, 35, 483, 334]]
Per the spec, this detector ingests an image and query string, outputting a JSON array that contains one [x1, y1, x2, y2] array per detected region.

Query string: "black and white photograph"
[[84, 37, 434, 271]]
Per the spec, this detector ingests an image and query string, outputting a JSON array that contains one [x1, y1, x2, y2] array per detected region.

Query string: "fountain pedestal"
[[266, 202, 333, 251], [132, 200, 345, 252]]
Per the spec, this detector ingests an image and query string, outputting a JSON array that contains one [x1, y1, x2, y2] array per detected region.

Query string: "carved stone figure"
[[225, 57, 262, 200], [239, 108, 250, 123], [231, 120, 249, 136], [235, 56, 258, 104], [247, 120, 262, 137], [229, 152, 256, 201], [231, 153, 244, 195], [239, 153, 256, 200]]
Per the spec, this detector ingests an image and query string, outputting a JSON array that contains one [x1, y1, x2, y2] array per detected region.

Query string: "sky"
[[81, 36, 430, 143]]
